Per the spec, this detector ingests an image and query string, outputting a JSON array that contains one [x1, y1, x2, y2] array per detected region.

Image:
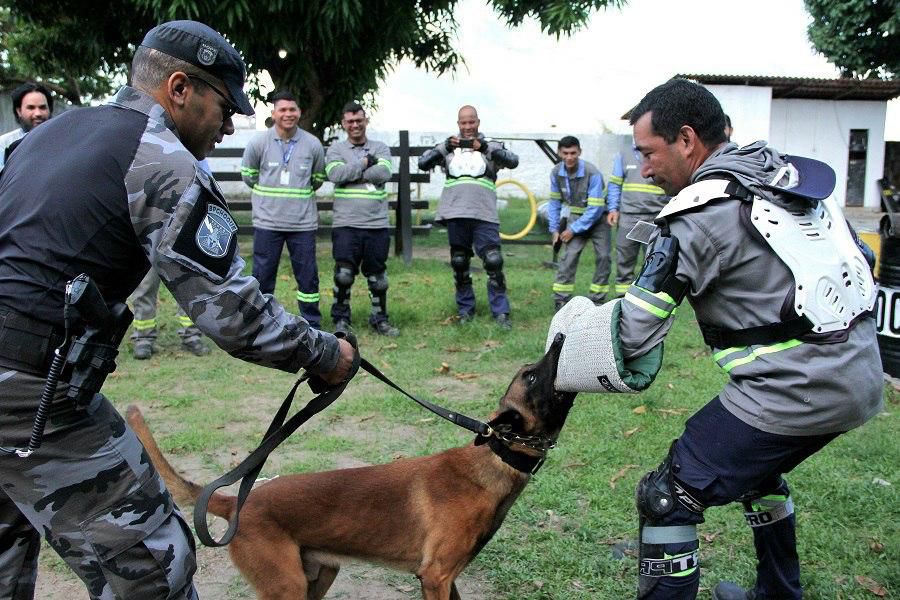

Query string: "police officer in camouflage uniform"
[[606, 145, 669, 298], [548, 135, 610, 309], [325, 102, 400, 337], [614, 79, 882, 600], [0, 21, 355, 600], [417, 105, 519, 329]]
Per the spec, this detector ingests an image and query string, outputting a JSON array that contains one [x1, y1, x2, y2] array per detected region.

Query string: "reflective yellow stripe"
[[377, 158, 392, 169], [552, 283, 575, 292], [719, 339, 804, 373], [313, 173, 326, 182], [587, 197, 606, 206], [133, 318, 157, 330], [296, 291, 320, 303], [590, 283, 609, 293], [549, 192, 561, 199], [240, 167, 259, 176], [623, 183, 665, 194], [334, 189, 388, 200], [615, 283, 631, 293], [252, 185, 314, 198], [624, 291, 670, 319], [609, 175, 624, 185], [569, 206, 586, 215], [444, 177, 496, 191], [325, 161, 345, 175], [177, 315, 194, 327]]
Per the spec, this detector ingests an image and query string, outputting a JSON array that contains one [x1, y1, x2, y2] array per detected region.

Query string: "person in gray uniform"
[[129, 268, 211, 358], [417, 105, 519, 328], [241, 90, 326, 328], [552, 78, 881, 600], [547, 135, 610, 309], [0, 21, 356, 599], [325, 102, 399, 337], [606, 145, 669, 298]]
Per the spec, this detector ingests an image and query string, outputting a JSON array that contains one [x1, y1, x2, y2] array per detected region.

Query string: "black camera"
[[458, 138, 475, 149]]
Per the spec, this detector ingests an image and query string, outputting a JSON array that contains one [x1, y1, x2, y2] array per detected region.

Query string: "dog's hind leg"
[[230, 534, 308, 599], [418, 575, 454, 600], [306, 565, 339, 600], [302, 549, 340, 600]]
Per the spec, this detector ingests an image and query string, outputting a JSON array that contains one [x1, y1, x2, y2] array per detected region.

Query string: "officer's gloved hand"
[[444, 137, 455, 152], [308, 331, 360, 394]]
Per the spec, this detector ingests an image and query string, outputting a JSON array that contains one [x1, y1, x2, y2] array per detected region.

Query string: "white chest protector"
[[657, 178, 876, 334], [447, 148, 487, 178]]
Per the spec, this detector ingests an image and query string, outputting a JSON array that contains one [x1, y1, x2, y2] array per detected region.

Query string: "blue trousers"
[[252, 228, 321, 328], [446, 219, 510, 317], [641, 397, 840, 600]]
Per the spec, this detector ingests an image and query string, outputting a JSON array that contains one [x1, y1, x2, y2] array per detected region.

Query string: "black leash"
[[193, 353, 546, 548]]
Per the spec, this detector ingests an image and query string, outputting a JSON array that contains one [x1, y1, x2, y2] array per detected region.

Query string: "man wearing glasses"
[[0, 20, 355, 599]]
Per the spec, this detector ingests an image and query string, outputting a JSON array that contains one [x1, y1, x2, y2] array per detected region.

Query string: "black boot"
[[712, 581, 756, 600]]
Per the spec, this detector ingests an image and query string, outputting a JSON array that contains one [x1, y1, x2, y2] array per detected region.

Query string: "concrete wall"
[[705, 84, 772, 147], [769, 98, 887, 208]]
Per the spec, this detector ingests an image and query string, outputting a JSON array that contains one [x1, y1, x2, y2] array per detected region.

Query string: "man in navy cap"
[[549, 78, 881, 599], [0, 20, 356, 599]]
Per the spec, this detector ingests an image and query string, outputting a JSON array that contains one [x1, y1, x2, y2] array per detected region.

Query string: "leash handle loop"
[[193, 376, 346, 547]]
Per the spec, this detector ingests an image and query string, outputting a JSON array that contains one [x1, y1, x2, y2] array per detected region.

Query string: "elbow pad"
[[635, 234, 688, 304]]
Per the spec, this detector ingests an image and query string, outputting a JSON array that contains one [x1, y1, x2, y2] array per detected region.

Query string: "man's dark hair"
[[629, 78, 726, 148], [342, 101, 365, 115], [11, 82, 53, 118], [558, 135, 580, 150], [271, 90, 297, 105]]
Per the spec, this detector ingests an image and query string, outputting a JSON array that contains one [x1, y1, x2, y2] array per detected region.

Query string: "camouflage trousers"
[[129, 269, 203, 344], [0, 367, 198, 600]]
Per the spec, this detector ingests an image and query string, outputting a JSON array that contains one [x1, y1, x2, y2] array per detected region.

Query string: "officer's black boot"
[[712, 581, 755, 600]]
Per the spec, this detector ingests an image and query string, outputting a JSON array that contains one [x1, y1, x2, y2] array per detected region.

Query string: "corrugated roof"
[[675, 74, 900, 101]]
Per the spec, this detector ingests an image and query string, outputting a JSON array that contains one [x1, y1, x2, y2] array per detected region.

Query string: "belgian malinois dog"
[[126, 333, 575, 600]]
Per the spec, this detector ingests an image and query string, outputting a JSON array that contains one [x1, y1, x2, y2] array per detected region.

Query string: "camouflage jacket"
[[0, 86, 339, 375]]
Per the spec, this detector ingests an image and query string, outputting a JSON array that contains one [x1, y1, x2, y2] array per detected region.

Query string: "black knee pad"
[[636, 446, 706, 519], [333, 263, 355, 304], [367, 271, 389, 293], [482, 246, 506, 292], [450, 246, 472, 289]]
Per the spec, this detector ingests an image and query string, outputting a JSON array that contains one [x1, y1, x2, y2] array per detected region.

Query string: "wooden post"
[[395, 130, 414, 265]]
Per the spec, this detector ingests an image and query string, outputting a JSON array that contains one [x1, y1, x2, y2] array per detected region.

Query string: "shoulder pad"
[[656, 179, 732, 221]]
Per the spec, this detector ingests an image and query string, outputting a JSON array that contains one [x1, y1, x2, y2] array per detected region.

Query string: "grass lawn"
[[40, 203, 898, 599]]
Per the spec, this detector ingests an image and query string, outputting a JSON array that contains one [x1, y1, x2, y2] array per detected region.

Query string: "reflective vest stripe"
[[252, 185, 314, 198]]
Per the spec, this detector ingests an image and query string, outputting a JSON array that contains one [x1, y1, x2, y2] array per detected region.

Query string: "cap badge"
[[197, 41, 218, 66]]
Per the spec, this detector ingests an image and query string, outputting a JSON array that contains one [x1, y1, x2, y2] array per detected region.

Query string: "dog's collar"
[[478, 434, 547, 475]]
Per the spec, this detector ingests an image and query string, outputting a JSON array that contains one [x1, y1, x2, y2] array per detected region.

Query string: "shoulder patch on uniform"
[[196, 204, 238, 258]]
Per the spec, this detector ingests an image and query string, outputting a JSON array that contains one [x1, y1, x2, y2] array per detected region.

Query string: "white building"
[[676, 75, 900, 209]]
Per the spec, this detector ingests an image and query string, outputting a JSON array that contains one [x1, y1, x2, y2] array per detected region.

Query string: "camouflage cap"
[[140, 20, 254, 116]]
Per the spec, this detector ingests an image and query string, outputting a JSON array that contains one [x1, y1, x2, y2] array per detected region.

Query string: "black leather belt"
[[0, 311, 66, 375]]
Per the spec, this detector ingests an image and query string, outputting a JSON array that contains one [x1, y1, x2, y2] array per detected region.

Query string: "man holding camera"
[[417, 105, 519, 328]]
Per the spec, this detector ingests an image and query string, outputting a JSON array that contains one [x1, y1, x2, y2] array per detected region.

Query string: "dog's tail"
[[126, 405, 236, 521]]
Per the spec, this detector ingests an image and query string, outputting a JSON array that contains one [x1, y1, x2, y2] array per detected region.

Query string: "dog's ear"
[[487, 409, 522, 430], [474, 409, 523, 446]]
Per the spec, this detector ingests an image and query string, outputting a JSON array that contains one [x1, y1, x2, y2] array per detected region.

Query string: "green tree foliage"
[[805, 0, 899, 79], [0, 0, 622, 135]]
